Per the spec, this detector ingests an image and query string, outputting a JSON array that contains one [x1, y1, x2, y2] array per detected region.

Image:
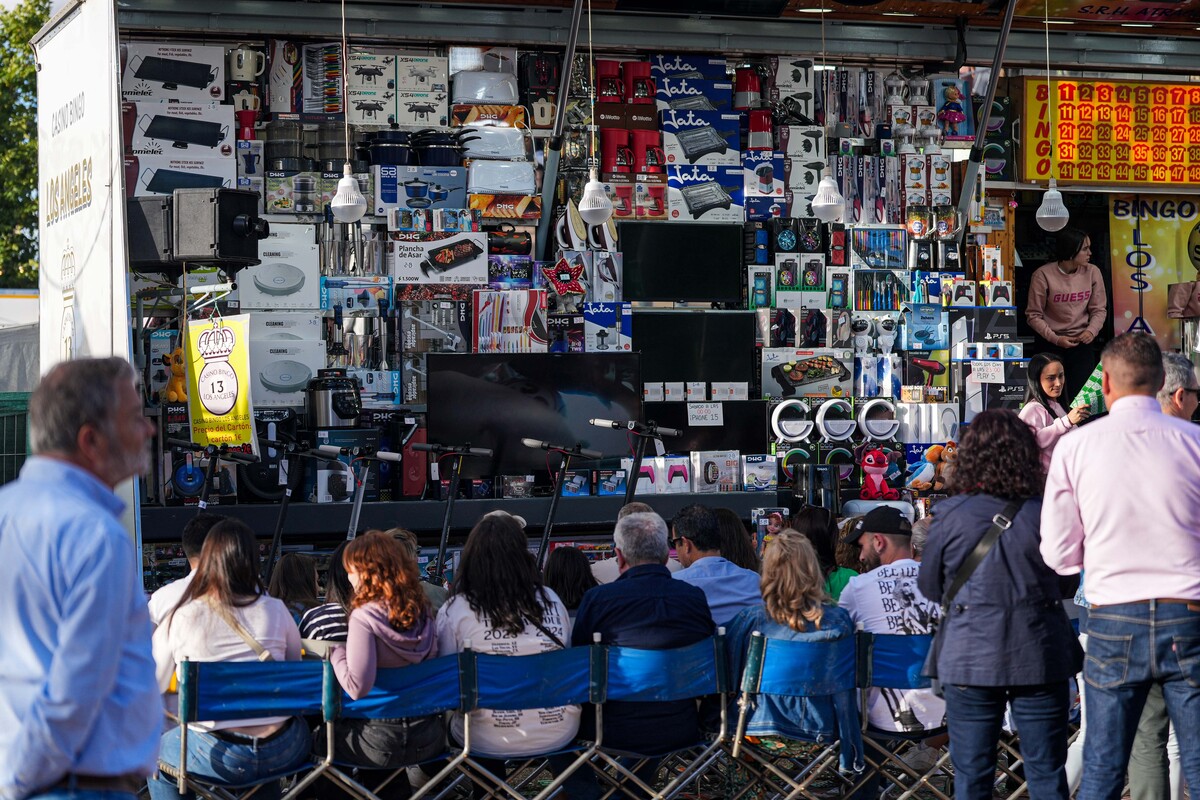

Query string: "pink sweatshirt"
[[1025, 262, 1107, 345], [1018, 399, 1073, 471]]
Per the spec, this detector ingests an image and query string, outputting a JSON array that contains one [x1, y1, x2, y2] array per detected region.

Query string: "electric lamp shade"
[[578, 171, 614, 226], [811, 169, 844, 223], [330, 163, 367, 223], [1036, 179, 1069, 232]]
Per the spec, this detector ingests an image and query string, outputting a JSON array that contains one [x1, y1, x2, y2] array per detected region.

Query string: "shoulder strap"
[[940, 500, 1023, 613], [209, 599, 274, 662]]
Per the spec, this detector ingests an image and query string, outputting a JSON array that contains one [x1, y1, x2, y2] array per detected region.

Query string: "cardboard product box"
[[743, 150, 786, 198], [387, 232, 488, 285], [904, 303, 949, 351], [634, 174, 668, 220], [264, 164, 320, 215], [655, 78, 734, 113], [595, 468, 628, 497], [146, 329, 179, 402], [901, 154, 929, 190], [249, 310, 324, 341], [266, 40, 302, 113], [320, 275, 392, 314], [761, 347, 854, 400], [348, 368, 403, 409], [393, 91, 449, 128], [541, 251, 589, 313], [589, 251, 622, 302], [235, 177, 266, 215], [742, 454, 779, 492], [373, 165, 469, 217], [400, 300, 471, 353], [124, 155, 235, 198], [309, 428, 381, 503], [431, 209, 482, 233], [488, 254, 535, 290], [346, 47, 398, 91], [619, 458, 657, 495], [235, 141, 265, 180], [123, 102, 235, 157], [666, 165, 744, 223], [497, 475, 533, 499], [660, 110, 741, 167], [601, 173, 637, 223], [949, 306, 1018, 351], [394, 55, 449, 93], [963, 359, 1029, 422], [710, 382, 750, 400], [560, 469, 592, 496], [649, 54, 729, 80], [691, 449, 741, 493], [471, 289, 548, 353], [775, 125, 825, 160], [659, 455, 692, 493], [583, 302, 632, 353], [401, 353, 427, 405], [122, 42, 226, 102], [358, 408, 421, 501], [319, 164, 371, 211], [248, 339, 327, 407], [895, 403, 960, 444], [261, 219, 318, 248], [547, 313, 585, 353], [234, 245, 322, 310], [624, 104, 659, 132]]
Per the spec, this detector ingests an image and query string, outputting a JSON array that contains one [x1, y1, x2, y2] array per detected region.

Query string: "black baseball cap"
[[843, 507, 913, 544]]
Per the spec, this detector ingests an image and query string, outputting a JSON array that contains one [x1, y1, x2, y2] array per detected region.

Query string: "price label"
[[687, 402, 724, 426], [970, 360, 1006, 384]]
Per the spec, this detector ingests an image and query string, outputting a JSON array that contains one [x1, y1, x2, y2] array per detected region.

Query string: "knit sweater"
[[1025, 262, 1107, 345]]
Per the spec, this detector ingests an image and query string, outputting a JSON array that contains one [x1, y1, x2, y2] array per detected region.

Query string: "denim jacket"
[[725, 604, 864, 774]]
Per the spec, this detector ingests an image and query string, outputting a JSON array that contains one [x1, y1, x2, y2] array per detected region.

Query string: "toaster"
[[468, 160, 536, 195], [452, 72, 519, 105], [462, 126, 530, 160]]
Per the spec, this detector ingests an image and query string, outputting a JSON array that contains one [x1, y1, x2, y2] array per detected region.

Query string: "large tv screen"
[[642, 400, 769, 456], [426, 353, 642, 478], [618, 221, 743, 303], [630, 310, 757, 385]]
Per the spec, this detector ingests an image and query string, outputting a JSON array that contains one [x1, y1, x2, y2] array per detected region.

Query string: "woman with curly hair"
[[725, 531, 856, 748], [322, 531, 443, 797], [918, 409, 1082, 800]]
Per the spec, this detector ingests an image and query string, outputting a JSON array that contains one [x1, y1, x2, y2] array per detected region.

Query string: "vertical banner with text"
[[186, 315, 257, 454], [1108, 195, 1199, 352]]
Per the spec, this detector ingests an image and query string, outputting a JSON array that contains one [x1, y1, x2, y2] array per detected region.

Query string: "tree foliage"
[[0, 0, 48, 288]]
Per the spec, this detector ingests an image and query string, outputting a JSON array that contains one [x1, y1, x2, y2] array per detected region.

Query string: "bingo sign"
[[1023, 79, 1200, 185]]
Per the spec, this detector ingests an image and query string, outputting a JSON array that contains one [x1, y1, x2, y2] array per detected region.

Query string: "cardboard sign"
[[687, 402, 724, 426]]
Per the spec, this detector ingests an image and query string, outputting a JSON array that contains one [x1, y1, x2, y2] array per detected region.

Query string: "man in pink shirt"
[[1041, 333, 1200, 800]]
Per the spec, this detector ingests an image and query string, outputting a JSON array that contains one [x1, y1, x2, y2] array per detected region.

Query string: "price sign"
[[970, 360, 1006, 384], [687, 402, 724, 426]]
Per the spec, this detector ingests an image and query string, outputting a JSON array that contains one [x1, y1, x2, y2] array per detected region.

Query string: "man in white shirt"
[[147, 512, 225, 627]]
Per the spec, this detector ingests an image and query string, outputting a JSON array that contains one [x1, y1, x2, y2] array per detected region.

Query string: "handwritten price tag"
[[687, 402, 724, 427], [970, 360, 1006, 384]]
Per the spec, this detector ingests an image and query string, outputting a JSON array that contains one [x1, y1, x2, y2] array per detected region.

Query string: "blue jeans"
[[147, 718, 311, 800], [1081, 601, 1200, 800], [943, 682, 1071, 800]]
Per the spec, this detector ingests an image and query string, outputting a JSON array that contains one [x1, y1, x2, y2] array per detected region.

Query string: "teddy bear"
[[163, 347, 187, 403]]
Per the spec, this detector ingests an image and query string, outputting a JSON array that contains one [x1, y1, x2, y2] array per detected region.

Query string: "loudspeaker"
[[238, 408, 298, 502], [127, 196, 182, 271], [172, 188, 269, 268]]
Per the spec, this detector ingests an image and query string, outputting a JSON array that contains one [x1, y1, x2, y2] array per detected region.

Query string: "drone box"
[[583, 302, 632, 353], [394, 91, 449, 128], [248, 339, 327, 408], [395, 55, 449, 92], [234, 245, 321, 310], [690, 449, 741, 493], [742, 454, 779, 492]]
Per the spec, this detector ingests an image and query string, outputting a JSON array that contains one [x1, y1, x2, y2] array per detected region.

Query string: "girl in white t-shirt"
[[435, 512, 580, 764]]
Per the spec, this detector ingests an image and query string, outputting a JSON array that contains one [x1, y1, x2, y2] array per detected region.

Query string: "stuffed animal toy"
[[163, 347, 188, 403], [860, 447, 899, 501], [907, 440, 958, 491]]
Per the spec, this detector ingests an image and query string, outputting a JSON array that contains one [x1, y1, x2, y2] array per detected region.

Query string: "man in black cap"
[[840, 507, 945, 743]]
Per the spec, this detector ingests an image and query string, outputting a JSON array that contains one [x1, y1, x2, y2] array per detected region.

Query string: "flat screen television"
[[618, 221, 743, 303], [426, 353, 642, 479], [630, 310, 757, 385], [642, 400, 769, 455]]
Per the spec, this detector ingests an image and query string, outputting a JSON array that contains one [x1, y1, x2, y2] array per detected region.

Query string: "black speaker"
[[172, 188, 269, 269], [238, 408, 298, 502], [127, 196, 182, 271]]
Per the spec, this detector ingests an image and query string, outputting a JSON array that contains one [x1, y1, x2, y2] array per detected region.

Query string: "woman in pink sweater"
[[1018, 353, 1090, 470], [1025, 228, 1108, 393]]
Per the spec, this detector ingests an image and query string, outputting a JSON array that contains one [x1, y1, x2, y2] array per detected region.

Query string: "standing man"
[[0, 359, 162, 800], [1042, 334, 1200, 800], [670, 504, 761, 626]]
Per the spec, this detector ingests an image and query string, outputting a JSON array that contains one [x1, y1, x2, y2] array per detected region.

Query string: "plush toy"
[[907, 440, 958, 491], [860, 447, 900, 501], [937, 85, 967, 136], [164, 347, 188, 403]]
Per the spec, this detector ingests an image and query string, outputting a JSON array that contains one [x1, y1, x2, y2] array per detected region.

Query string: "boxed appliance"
[[248, 339, 327, 407], [348, 368, 403, 409], [320, 275, 392, 314], [387, 232, 488, 284], [649, 54, 729, 80], [742, 454, 779, 491], [234, 245, 321, 310], [395, 54, 450, 92], [742, 150, 785, 197], [265, 163, 321, 215], [761, 347, 854, 400], [122, 42, 226, 102], [123, 103, 235, 157], [471, 289, 549, 353], [372, 165, 469, 216], [660, 110, 740, 167], [249, 311, 324, 341], [583, 302, 632, 352], [666, 165, 744, 223], [309, 428, 381, 503], [655, 78, 733, 112], [124, 155, 235, 198], [400, 300, 471, 353]]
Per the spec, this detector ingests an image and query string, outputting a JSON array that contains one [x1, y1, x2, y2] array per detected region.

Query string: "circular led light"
[[857, 398, 900, 441], [771, 399, 815, 443], [815, 398, 857, 442]]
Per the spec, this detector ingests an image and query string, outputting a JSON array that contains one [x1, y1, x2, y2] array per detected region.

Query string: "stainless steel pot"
[[305, 368, 362, 429]]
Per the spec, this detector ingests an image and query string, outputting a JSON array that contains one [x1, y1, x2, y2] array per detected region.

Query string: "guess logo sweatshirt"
[[1025, 262, 1107, 346]]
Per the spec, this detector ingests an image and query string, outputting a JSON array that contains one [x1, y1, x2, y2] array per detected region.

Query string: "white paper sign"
[[687, 402, 724, 426], [970, 360, 1005, 384]]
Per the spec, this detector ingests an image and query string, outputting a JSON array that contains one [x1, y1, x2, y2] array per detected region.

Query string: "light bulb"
[[330, 163, 367, 223], [578, 170, 613, 226], [1036, 178, 1069, 232], [811, 168, 844, 223]]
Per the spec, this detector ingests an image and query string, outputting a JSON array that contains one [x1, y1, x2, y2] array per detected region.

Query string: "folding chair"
[[456, 644, 604, 800], [854, 632, 952, 800], [322, 653, 469, 800], [588, 633, 730, 799], [728, 631, 864, 800], [163, 659, 331, 800]]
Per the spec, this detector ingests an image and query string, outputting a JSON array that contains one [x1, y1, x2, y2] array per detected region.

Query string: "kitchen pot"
[[305, 368, 362, 429]]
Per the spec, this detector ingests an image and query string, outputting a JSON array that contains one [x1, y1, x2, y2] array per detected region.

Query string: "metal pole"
[[429, 455, 464, 586], [536, 451, 573, 570]]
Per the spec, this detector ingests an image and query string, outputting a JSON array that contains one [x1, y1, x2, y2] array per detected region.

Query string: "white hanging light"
[[578, 169, 614, 226], [1036, 178, 1069, 232], [330, 162, 368, 223], [811, 168, 843, 223]]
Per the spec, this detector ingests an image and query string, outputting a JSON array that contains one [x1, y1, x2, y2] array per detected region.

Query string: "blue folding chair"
[[855, 632, 952, 800], [729, 631, 864, 800], [456, 644, 603, 800], [326, 653, 468, 800], [589, 633, 730, 799], [165, 659, 331, 800]]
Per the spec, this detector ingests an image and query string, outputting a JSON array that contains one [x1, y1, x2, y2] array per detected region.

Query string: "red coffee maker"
[[734, 66, 762, 110], [600, 128, 634, 174], [596, 60, 624, 104], [630, 129, 666, 174], [622, 61, 655, 104]]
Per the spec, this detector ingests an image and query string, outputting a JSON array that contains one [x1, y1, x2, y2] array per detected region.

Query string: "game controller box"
[[658, 456, 692, 493], [690, 450, 741, 493], [559, 469, 592, 496], [620, 458, 658, 495]]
